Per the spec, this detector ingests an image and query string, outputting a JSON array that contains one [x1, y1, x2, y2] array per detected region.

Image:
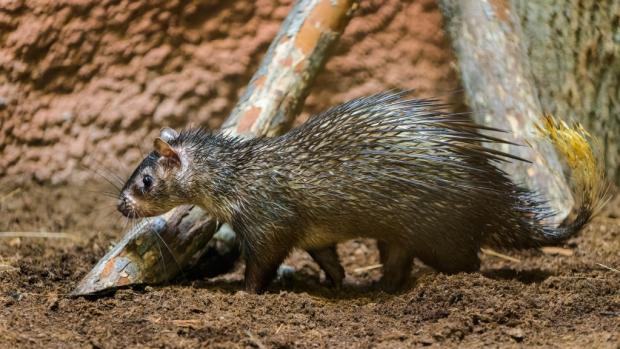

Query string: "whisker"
[[79, 161, 125, 193], [83, 188, 118, 195], [83, 166, 123, 192], [145, 217, 168, 276], [109, 213, 125, 231], [122, 216, 130, 233], [82, 159, 123, 181], [89, 207, 121, 224], [88, 191, 120, 200], [137, 144, 146, 159], [87, 156, 127, 187], [91, 204, 118, 212], [145, 216, 181, 271]]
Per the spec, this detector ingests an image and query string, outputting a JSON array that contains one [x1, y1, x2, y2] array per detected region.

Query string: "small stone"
[[62, 111, 73, 122], [9, 291, 22, 302], [46, 294, 60, 311], [277, 264, 295, 280], [506, 328, 525, 342], [8, 237, 21, 247], [418, 336, 434, 346]]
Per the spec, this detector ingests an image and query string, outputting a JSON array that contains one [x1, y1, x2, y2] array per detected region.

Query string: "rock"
[[418, 336, 434, 346], [46, 293, 60, 311], [506, 327, 525, 342], [277, 264, 295, 280]]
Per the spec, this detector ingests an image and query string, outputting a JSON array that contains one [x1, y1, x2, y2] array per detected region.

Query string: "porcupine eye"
[[142, 174, 153, 191]]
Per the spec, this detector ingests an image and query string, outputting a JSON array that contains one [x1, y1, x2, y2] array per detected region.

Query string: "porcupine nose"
[[117, 195, 129, 216]]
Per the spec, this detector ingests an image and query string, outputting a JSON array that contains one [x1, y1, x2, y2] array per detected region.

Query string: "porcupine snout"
[[117, 194, 137, 218]]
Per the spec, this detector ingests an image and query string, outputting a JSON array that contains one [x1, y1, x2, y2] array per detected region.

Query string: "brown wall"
[[0, 0, 461, 184]]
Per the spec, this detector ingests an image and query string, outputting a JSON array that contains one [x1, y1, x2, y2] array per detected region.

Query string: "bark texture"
[[73, 0, 357, 295], [439, 0, 574, 218], [514, 0, 620, 185]]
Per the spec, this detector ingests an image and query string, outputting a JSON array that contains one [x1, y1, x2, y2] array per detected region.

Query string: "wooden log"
[[438, 0, 574, 219], [72, 0, 358, 296]]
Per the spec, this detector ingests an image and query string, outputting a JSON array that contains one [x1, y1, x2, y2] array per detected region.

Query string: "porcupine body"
[[119, 92, 607, 293]]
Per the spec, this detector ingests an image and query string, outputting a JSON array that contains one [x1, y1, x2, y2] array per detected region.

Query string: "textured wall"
[[0, 0, 461, 184]]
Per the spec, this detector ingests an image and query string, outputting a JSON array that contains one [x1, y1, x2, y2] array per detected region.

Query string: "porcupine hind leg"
[[308, 245, 345, 288], [378, 241, 414, 292], [415, 241, 481, 274]]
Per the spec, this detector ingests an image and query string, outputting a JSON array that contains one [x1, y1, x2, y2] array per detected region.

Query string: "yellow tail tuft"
[[536, 114, 610, 214]]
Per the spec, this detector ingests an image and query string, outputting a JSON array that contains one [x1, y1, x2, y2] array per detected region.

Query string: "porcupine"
[[117, 91, 609, 293]]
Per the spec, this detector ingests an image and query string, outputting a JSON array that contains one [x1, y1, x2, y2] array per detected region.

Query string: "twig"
[[553, 276, 610, 281], [540, 246, 574, 256], [246, 330, 267, 349], [353, 264, 383, 274], [481, 248, 521, 263], [172, 319, 203, 328], [0, 188, 21, 203], [0, 231, 81, 240], [596, 263, 620, 273], [275, 324, 284, 335], [0, 264, 19, 273]]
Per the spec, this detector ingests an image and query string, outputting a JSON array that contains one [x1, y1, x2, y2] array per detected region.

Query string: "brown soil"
[[0, 180, 618, 348]]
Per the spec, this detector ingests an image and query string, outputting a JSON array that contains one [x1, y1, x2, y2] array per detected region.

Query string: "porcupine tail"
[[485, 114, 612, 251], [530, 114, 612, 244]]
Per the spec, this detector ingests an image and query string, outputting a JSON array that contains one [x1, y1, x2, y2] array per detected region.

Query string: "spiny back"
[[256, 92, 523, 200]]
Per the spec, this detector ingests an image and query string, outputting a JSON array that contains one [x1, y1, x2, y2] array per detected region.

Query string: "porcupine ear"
[[154, 137, 180, 166], [159, 127, 179, 143]]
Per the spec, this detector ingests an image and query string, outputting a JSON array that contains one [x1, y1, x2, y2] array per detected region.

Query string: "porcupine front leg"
[[243, 245, 291, 293], [308, 245, 345, 288], [240, 224, 294, 293]]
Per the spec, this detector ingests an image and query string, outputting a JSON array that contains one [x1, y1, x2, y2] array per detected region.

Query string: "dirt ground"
[[0, 180, 618, 348]]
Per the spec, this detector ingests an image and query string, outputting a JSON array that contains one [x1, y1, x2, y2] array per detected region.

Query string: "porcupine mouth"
[[117, 195, 141, 218]]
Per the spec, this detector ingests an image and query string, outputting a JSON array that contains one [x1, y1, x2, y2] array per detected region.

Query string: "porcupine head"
[[117, 127, 224, 219]]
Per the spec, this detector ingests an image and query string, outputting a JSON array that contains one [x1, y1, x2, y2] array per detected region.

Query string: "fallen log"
[[72, 0, 358, 296]]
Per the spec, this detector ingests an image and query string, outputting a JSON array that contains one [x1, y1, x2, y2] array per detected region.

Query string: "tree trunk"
[[439, 0, 574, 219], [514, 0, 620, 185]]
